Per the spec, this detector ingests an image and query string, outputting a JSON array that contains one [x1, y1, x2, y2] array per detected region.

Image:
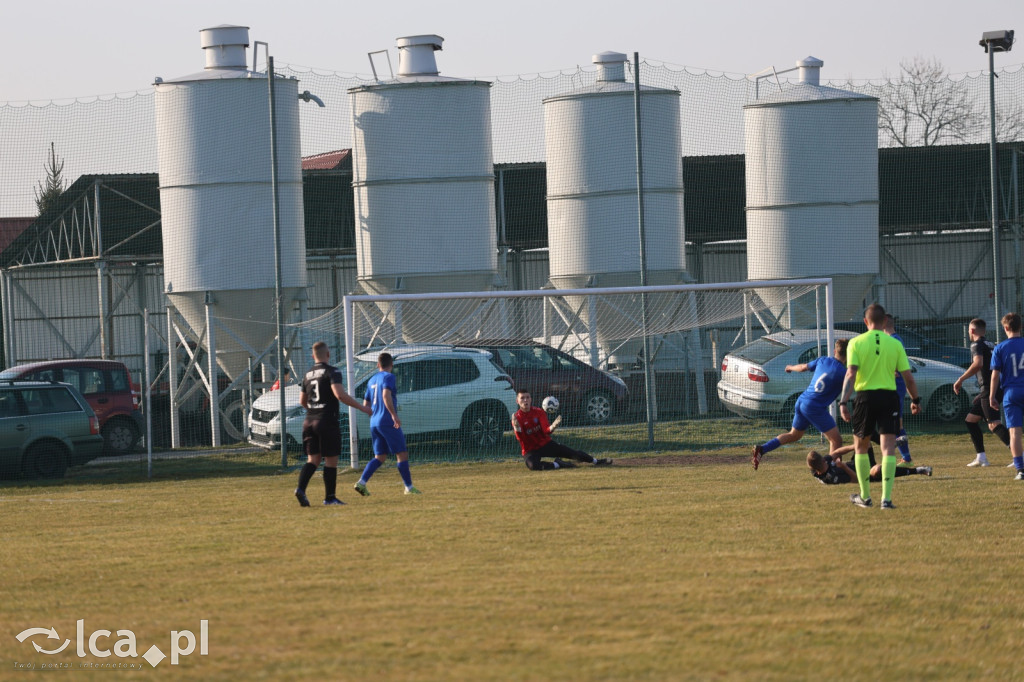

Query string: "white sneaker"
[[967, 457, 989, 467], [1008, 462, 1017, 468]]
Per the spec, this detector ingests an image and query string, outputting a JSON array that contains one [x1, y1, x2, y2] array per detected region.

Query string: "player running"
[[751, 338, 849, 470], [990, 313, 1024, 480], [954, 317, 1012, 467], [511, 389, 612, 470]]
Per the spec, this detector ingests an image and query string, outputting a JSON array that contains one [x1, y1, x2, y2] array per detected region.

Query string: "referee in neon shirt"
[[838, 303, 923, 509]]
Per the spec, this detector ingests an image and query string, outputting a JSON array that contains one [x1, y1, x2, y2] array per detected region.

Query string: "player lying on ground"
[[752, 338, 849, 470], [807, 449, 931, 485], [511, 389, 612, 470]]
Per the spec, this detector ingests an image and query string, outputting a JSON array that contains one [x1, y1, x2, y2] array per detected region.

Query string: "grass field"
[[2, 433, 1023, 681]]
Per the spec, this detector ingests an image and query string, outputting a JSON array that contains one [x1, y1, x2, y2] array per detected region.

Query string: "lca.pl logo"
[[15, 619, 208, 669]]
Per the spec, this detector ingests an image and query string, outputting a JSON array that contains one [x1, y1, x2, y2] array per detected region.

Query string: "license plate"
[[252, 423, 267, 436]]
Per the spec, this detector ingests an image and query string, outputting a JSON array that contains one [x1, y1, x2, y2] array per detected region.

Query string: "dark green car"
[[0, 380, 105, 479]]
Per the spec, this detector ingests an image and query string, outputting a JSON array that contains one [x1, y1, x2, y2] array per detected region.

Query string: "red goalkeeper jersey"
[[512, 406, 551, 455]]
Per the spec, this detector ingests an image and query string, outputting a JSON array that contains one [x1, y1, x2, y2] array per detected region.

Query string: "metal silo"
[[348, 35, 497, 342], [155, 25, 307, 382], [744, 57, 878, 323], [543, 51, 686, 369]]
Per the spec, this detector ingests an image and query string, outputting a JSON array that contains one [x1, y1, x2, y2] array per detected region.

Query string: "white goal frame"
[[340, 278, 835, 466]]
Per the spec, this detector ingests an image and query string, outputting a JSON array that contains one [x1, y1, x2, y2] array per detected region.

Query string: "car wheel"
[[583, 390, 613, 425], [779, 394, 800, 422], [462, 404, 508, 449], [103, 418, 140, 455], [220, 400, 246, 444], [926, 386, 964, 423], [22, 442, 68, 479]]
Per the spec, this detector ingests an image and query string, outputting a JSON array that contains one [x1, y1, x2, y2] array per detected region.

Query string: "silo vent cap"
[[593, 51, 628, 82], [797, 56, 824, 85], [396, 34, 444, 76], [199, 25, 251, 70]]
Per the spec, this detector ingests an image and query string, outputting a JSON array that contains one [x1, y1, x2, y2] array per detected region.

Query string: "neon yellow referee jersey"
[[847, 329, 911, 392]]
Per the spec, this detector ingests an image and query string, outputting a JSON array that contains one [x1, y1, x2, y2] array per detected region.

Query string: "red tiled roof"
[[0, 217, 34, 252], [302, 149, 351, 171]]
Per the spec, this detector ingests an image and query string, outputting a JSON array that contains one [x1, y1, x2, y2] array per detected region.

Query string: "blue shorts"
[[370, 423, 407, 456], [792, 397, 838, 434], [1003, 387, 1024, 429]]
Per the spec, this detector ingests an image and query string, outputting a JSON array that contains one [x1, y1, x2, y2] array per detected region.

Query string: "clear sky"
[[2, 0, 1022, 102]]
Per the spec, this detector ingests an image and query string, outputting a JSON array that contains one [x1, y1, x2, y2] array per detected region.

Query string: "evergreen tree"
[[34, 142, 66, 216]]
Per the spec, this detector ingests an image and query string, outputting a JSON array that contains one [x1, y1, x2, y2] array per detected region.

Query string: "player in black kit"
[[954, 318, 1012, 467], [295, 341, 371, 507], [807, 449, 931, 485]]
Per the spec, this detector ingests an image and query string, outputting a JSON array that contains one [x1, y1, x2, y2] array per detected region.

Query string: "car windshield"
[[893, 327, 935, 348], [353, 359, 377, 380], [731, 337, 791, 365]]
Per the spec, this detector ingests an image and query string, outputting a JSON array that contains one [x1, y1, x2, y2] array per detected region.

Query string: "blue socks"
[[762, 438, 781, 454], [359, 457, 413, 488], [897, 428, 911, 459], [397, 460, 413, 488], [1015, 456, 1024, 471], [359, 457, 383, 484]]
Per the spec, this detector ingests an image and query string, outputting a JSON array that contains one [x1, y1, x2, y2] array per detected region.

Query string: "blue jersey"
[[890, 332, 907, 392], [799, 356, 846, 407], [365, 371, 398, 427], [991, 337, 1024, 393]]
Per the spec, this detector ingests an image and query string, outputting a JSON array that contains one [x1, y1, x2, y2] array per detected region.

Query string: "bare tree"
[[34, 141, 67, 216], [994, 105, 1024, 143], [877, 56, 1024, 147], [877, 56, 978, 147]]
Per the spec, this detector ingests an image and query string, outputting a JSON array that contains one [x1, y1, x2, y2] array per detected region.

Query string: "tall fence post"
[[634, 51, 655, 448]]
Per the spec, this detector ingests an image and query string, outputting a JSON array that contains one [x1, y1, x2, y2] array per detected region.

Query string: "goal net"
[[292, 278, 837, 465]]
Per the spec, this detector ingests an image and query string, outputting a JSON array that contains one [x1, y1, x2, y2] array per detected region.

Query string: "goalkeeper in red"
[[511, 389, 612, 470]]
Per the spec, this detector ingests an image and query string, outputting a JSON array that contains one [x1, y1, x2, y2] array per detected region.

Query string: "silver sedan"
[[717, 330, 978, 423]]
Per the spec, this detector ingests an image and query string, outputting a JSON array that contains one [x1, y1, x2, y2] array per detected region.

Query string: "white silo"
[[744, 56, 878, 323], [348, 35, 498, 342], [155, 25, 307, 380], [543, 51, 686, 368]]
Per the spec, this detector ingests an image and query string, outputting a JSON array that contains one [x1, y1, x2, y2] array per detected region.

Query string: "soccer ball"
[[541, 396, 559, 414]]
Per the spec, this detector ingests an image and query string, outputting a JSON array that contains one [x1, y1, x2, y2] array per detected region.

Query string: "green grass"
[[2, 435, 1023, 680]]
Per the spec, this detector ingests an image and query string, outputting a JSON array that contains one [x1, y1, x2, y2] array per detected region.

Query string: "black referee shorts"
[[852, 390, 901, 438]]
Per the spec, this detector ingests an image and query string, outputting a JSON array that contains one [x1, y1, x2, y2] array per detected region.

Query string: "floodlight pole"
[[988, 46, 1002, 340], [981, 29, 1014, 339]]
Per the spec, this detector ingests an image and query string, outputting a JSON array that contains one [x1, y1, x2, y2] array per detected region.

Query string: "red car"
[[0, 359, 144, 455]]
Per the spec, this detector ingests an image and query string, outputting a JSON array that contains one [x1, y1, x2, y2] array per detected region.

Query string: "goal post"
[[295, 278, 835, 467]]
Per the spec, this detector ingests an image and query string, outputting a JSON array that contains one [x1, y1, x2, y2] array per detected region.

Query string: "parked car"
[[248, 346, 518, 452], [834, 322, 971, 368], [0, 380, 105, 479], [458, 339, 629, 425], [716, 330, 979, 423], [0, 360, 144, 454]]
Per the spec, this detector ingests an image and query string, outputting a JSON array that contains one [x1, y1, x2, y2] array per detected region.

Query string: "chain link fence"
[[1, 37, 1021, 480]]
